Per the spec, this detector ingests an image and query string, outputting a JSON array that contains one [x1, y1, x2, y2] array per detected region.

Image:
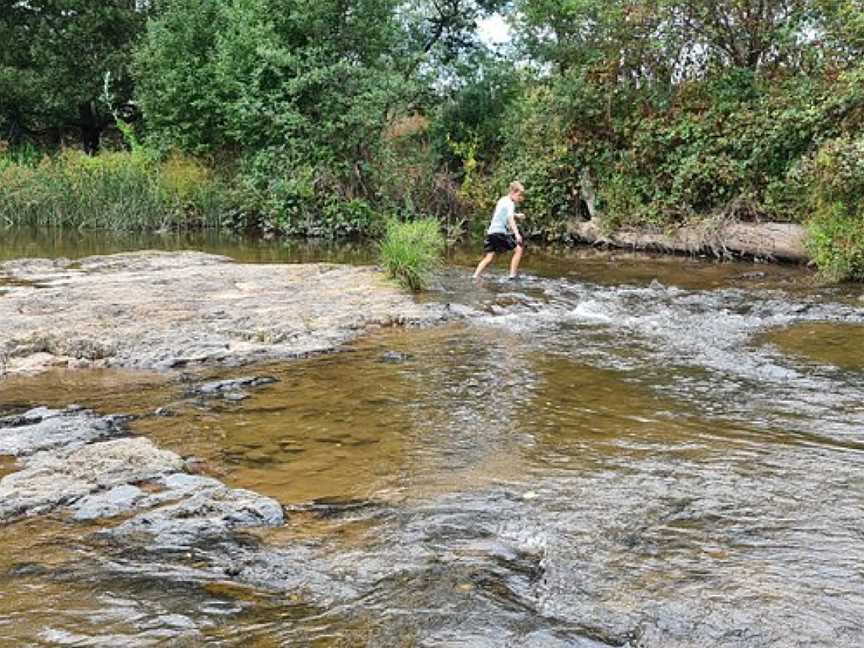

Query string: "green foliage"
[[805, 134, 864, 281], [378, 218, 445, 291], [374, 125, 467, 240], [429, 53, 521, 171], [5, 0, 864, 284], [134, 0, 482, 238], [807, 207, 864, 281], [0, 0, 147, 149], [134, 0, 406, 160], [491, 86, 581, 238], [0, 149, 231, 231], [487, 3, 864, 248], [230, 148, 386, 238]]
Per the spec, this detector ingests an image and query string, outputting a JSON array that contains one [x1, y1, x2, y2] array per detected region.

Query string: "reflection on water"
[[1, 232, 864, 646], [0, 369, 170, 415], [0, 227, 376, 265]]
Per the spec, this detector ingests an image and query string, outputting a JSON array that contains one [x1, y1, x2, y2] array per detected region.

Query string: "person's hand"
[[516, 234, 523, 245], [515, 212, 526, 221]]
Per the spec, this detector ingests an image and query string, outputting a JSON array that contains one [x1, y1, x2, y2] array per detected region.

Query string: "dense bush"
[[805, 134, 864, 281], [134, 0, 406, 160], [378, 218, 445, 291], [489, 66, 864, 237]]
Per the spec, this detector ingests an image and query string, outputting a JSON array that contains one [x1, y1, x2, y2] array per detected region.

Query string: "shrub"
[[158, 152, 231, 228], [374, 126, 465, 236], [378, 218, 445, 291], [805, 135, 864, 281], [807, 207, 864, 281]]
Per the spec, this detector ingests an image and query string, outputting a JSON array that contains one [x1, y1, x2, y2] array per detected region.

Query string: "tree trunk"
[[568, 218, 809, 262], [79, 101, 102, 155], [5, 114, 24, 146]]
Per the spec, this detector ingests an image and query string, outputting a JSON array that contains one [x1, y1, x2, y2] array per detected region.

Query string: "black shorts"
[[484, 233, 523, 254]]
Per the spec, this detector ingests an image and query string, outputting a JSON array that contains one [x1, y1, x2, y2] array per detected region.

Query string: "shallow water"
[[1, 232, 863, 646], [761, 322, 864, 372]]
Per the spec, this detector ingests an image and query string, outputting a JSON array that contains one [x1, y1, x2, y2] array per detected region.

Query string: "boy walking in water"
[[473, 181, 525, 280]]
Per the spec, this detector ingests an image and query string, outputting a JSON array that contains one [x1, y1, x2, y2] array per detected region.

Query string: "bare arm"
[[508, 212, 522, 243]]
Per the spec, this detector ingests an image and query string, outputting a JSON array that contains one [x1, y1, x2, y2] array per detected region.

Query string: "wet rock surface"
[[110, 480, 284, 549], [185, 375, 279, 401], [0, 410, 283, 540], [0, 406, 126, 457], [0, 251, 448, 376]]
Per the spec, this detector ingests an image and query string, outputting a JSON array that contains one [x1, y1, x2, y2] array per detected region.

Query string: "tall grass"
[[378, 218, 445, 291], [0, 148, 231, 231]]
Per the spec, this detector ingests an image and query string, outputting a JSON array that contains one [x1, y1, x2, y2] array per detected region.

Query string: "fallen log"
[[567, 218, 810, 263]]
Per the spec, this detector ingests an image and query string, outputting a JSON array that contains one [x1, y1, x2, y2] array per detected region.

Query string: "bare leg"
[[473, 252, 496, 279], [509, 245, 524, 278]]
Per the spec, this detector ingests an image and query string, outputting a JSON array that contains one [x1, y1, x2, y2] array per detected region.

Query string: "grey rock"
[[0, 406, 124, 457], [379, 351, 412, 364], [0, 437, 184, 521], [72, 484, 145, 521], [0, 251, 448, 376], [446, 303, 482, 318], [159, 472, 225, 493], [137, 472, 227, 508], [112, 487, 284, 548], [736, 271, 767, 280], [187, 375, 278, 399], [1, 403, 286, 584]]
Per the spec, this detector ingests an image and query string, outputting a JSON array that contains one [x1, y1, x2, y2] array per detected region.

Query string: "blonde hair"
[[509, 181, 525, 194]]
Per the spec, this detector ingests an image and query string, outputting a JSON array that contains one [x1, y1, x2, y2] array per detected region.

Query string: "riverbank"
[[0, 251, 448, 376]]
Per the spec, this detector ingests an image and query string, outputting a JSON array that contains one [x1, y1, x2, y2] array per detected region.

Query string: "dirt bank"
[[0, 251, 446, 376]]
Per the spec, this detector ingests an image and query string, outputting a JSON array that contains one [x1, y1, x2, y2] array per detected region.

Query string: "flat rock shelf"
[[0, 251, 447, 376]]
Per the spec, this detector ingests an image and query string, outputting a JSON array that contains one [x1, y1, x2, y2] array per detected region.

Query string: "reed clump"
[[0, 147, 231, 231], [378, 218, 444, 292]]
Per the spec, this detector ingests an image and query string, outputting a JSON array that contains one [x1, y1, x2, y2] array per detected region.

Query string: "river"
[[1, 229, 863, 647]]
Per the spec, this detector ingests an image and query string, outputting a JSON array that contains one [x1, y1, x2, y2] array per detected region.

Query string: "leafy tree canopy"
[[0, 0, 147, 150]]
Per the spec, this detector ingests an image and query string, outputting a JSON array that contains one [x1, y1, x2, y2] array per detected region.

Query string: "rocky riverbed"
[[0, 251, 447, 375], [3, 245, 863, 646]]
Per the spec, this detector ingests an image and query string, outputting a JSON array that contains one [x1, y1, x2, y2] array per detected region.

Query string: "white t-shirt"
[[487, 196, 515, 235]]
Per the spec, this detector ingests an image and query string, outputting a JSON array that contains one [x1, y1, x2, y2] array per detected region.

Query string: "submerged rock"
[[379, 351, 412, 364], [111, 487, 284, 549], [186, 375, 279, 403]]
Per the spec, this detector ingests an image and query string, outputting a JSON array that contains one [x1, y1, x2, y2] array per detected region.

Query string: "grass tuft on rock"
[[378, 218, 444, 292]]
